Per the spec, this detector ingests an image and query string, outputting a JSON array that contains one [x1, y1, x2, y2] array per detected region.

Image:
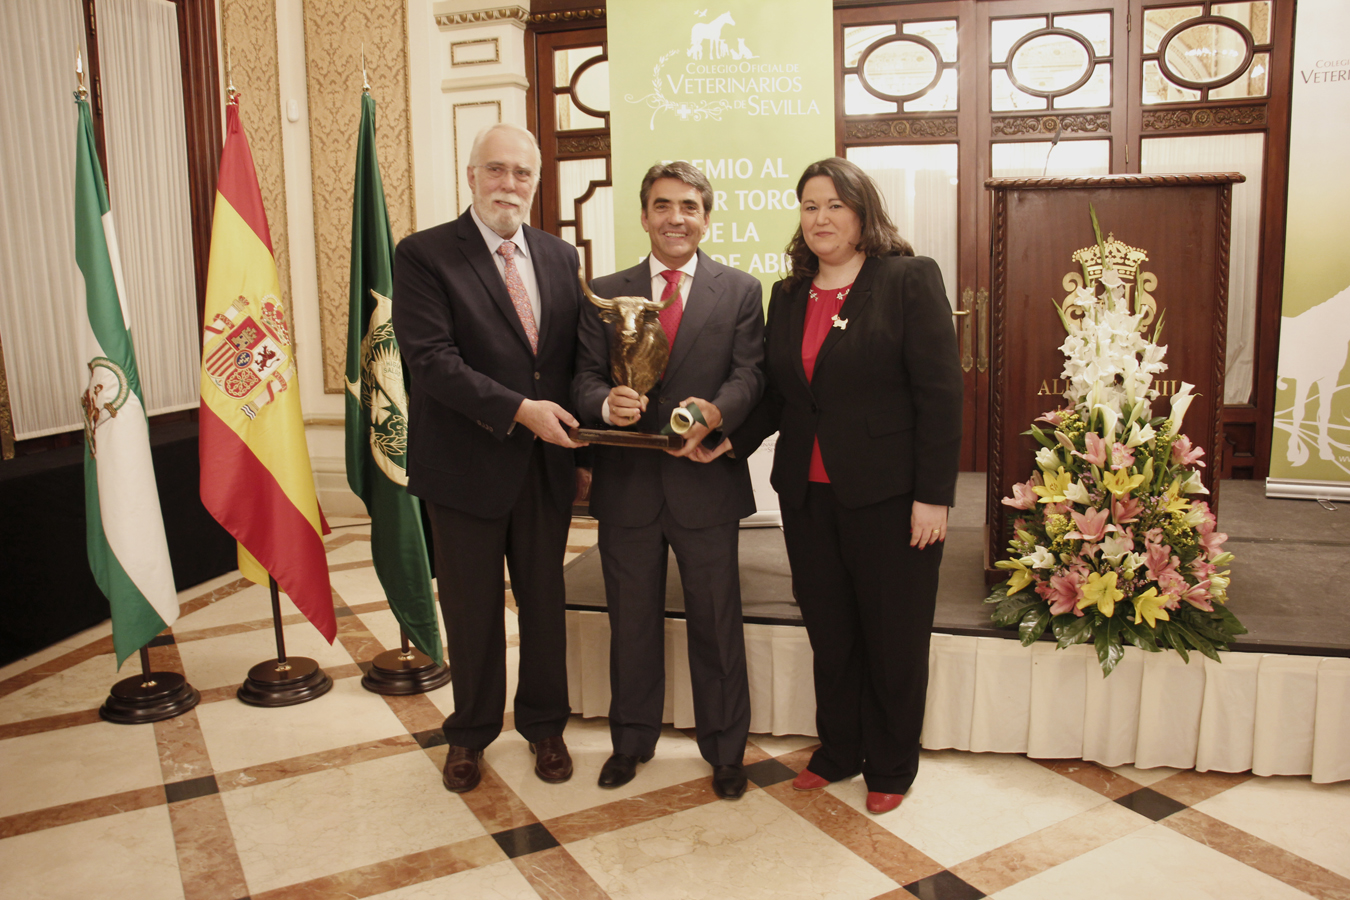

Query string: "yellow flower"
[[1101, 468, 1146, 498], [1078, 570, 1123, 617], [1163, 478, 1190, 513], [995, 558, 1034, 595], [1132, 587, 1171, 628], [1034, 467, 1073, 504]]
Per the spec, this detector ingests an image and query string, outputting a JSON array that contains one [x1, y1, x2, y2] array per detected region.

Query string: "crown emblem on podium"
[[1062, 232, 1158, 332], [1072, 233, 1149, 283]]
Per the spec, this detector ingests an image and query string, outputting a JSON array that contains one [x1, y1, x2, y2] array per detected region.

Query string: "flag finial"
[[362, 44, 371, 95], [76, 46, 88, 101], [226, 48, 240, 102]]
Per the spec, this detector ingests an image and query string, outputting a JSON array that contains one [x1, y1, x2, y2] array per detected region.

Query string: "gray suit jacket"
[[573, 251, 765, 530]]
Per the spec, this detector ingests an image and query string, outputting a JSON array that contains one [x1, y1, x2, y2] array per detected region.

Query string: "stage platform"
[[562, 473, 1350, 783]]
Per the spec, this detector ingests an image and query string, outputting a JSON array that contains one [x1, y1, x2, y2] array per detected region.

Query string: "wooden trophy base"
[[100, 671, 201, 724], [361, 648, 452, 695], [236, 656, 333, 707], [569, 426, 683, 449]]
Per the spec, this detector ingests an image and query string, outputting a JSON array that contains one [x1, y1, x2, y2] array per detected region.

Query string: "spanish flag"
[[199, 96, 335, 642]]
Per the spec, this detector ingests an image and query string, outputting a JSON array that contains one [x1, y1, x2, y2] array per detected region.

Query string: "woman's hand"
[[910, 501, 948, 549]]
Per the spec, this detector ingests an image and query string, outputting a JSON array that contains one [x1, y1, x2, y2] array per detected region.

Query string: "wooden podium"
[[984, 174, 1243, 579]]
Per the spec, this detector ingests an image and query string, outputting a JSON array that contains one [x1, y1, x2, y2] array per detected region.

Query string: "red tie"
[[498, 241, 538, 353], [658, 269, 684, 349]]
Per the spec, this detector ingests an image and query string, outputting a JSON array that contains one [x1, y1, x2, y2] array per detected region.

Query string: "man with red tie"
[[573, 162, 765, 799], [392, 124, 585, 793]]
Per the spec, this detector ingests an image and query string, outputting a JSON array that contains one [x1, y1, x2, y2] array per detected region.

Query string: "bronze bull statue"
[[578, 268, 676, 399]]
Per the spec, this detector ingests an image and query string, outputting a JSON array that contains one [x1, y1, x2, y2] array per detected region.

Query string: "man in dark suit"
[[573, 162, 764, 799], [392, 123, 585, 794]]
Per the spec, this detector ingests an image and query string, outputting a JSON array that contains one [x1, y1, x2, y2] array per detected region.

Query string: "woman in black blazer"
[[698, 157, 962, 813]]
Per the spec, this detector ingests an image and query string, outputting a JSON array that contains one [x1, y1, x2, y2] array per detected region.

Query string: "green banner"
[[1268, 0, 1350, 494], [607, 0, 835, 295]]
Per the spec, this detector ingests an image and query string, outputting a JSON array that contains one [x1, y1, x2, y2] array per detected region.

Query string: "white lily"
[[1169, 382, 1196, 432], [1064, 479, 1093, 505]]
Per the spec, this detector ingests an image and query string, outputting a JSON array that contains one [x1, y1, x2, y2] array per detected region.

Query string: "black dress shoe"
[[442, 745, 482, 793], [597, 752, 651, 788], [712, 764, 746, 800], [529, 735, 573, 783]]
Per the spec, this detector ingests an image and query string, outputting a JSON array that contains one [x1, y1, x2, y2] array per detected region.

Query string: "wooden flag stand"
[[100, 645, 200, 724], [361, 629, 451, 696], [237, 577, 333, 707]]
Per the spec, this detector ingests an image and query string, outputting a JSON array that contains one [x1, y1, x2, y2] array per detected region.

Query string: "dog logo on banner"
[[203, 294, 294, 420]]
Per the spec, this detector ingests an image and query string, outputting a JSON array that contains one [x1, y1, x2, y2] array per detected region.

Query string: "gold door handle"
[[957, 288, 974, 373], [976, 287, 989, 374]]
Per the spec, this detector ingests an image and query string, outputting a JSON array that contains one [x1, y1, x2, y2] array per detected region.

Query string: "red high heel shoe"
[[866, 791, 904, 813]]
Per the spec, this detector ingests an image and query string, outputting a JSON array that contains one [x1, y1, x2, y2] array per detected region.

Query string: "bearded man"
[[392, 123, 586, 793]]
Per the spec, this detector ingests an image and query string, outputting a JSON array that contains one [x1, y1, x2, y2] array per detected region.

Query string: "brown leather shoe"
[[529, 735, 573, 783], [441, 745, 482, 793]]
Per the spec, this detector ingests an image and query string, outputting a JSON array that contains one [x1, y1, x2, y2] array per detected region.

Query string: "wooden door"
[[838, 0, 1129, 471]]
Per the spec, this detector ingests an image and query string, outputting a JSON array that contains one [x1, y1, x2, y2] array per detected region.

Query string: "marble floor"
[[2, 519, 1348, 900]]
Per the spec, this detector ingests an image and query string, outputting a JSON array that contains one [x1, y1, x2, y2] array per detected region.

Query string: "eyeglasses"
[[475, 163, 537, 184]]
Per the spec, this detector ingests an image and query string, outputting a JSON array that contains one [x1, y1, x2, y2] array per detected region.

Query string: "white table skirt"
[[564, 610, 1350, 783]]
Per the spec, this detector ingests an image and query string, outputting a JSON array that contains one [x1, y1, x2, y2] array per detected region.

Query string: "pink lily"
[[1038, 569, 1086, 616], [1144, 540, 1175, 578], [1066, 507, 1111, 542], [1157, 570, 1187, 601], [1193, 501, 1218, 535], [1172, 434, 1206, 468], [1110, 442, 1135, 470], [1112, 495, 1142, 525], [1078, 432, 1108, 467], [1200, 530, 1229, 557], [1036, 410, 1066, 426], [1176, 579, 1215, 611], [1002, 478, 1040, 510]]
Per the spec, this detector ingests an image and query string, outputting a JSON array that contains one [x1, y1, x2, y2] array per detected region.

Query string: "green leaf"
[[1094, 615, 1125, 676], [1028, 424, 1057, 449], [1170, 620, 1220, 662], [1120, 617, 1161, 652], [1053, 613, 1095, 649], [1019, 607, 1053, 646], [991, 591, 1042, 627], [1209, 604, 1249, 637]]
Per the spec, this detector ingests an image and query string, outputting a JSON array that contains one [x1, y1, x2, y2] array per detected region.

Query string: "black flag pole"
[[100, 644, 201, 724], [361, 627, 451, 696], [236, 576, 333, 707]]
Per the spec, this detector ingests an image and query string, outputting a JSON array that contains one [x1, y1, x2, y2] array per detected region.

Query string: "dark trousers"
[[598, 506, 750, 766], [425, 445, 571, 750], [781, 484, 942, 794]]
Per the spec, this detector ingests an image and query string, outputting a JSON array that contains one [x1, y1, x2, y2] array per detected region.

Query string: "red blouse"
[[801, 283, 851, 483]]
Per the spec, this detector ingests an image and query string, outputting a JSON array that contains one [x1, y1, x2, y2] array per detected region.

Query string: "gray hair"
[[468, 123, 542, 170]]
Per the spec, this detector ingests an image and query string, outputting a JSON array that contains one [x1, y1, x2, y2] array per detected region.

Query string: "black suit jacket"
[[573, 251, 765, 530], [732, 254, 962, 510], [392, 209, 582, 519]]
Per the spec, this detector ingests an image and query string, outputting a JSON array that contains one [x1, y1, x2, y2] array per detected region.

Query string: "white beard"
[[474, 189, 533, 236]]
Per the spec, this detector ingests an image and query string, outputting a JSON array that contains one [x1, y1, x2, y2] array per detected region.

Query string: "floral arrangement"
[[985, 209, 1246, 676]]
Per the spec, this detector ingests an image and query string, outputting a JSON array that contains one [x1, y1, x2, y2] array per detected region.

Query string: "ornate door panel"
[[533, 28, 614, 279]]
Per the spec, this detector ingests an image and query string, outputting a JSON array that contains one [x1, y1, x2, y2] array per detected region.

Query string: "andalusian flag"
[[199, 97, 335, 642], [344, 92, 442, 662], [75, 96, 179, 667]]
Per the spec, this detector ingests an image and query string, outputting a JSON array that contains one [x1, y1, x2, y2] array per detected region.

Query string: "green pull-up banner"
[[607, 0, 836, 297]]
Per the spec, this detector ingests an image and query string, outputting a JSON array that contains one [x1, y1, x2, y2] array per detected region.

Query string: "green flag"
[[74, 95, 179, 666], [344, 91, 442, 663]]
